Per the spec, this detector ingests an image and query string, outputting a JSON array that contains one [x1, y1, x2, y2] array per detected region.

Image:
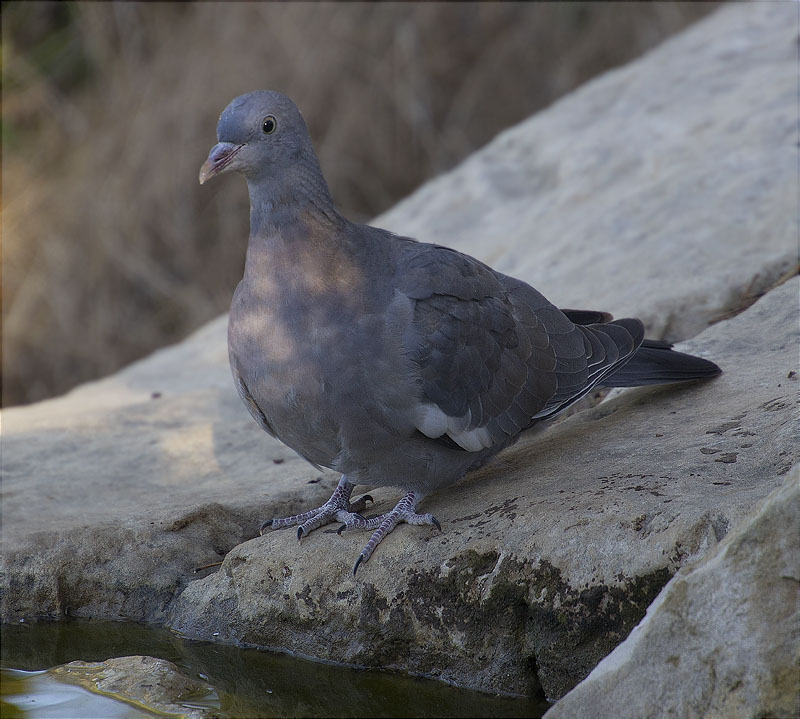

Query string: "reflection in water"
[[1, 620, 550, 718], [1, 668, 156, 719]]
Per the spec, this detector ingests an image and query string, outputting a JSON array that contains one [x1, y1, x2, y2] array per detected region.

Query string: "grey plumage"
[[200, 91, 721, 572]]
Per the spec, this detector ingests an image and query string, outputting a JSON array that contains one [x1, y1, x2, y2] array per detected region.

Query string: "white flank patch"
[[413, 403, 494, 452]]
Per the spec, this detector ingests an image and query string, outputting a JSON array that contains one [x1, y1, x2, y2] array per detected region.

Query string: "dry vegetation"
[[2, 2, 719, 406]]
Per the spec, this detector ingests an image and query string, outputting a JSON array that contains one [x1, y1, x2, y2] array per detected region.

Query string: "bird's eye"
[[262, 115, 277, 134]]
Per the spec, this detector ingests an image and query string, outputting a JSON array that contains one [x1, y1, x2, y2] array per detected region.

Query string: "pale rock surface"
[[544, 471, 800, 719], [1, 0, 797, 703], [377, 1, 797, 341], [1, 315, 325, 622]]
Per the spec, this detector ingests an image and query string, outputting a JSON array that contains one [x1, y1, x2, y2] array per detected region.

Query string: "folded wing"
[[398, 244, 644, 451]]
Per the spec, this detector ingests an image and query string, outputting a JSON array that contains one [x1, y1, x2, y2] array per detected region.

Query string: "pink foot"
[[337, 491, 441, 574], [262, 476, 373, 539]]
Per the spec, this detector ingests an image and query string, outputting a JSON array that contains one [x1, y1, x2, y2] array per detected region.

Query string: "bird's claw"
[[336, 512, 367, 535], [263, 480, 439, 572]]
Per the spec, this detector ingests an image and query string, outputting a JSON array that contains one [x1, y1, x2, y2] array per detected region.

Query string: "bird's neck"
[[246, 149, 343, 239], [242, 161, 358, 296]]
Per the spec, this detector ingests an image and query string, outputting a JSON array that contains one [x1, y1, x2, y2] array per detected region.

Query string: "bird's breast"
[[226, 229, 420, 473], [227, 278, 341, 454]]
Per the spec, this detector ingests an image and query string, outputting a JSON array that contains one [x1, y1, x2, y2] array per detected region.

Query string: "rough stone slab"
[[1, 316, 334, 622], [544, 470, 800, 719], [1, 1, 797, 704], [165, 275, 798, 698], [377, 1, 798, 341]]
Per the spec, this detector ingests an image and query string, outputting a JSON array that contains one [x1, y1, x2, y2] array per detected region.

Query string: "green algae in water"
[[1, 620, 550, 718]]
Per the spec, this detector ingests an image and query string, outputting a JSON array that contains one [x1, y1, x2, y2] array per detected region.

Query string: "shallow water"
[[1, 668, 160, 719], [1, 620, 549, 718]]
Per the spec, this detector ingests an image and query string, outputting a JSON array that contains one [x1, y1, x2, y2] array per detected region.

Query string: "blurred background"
[[2, 2, 720, 407]]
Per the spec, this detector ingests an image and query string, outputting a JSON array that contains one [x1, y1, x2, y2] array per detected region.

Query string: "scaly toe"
[[336, 512, 369, 535], [264, 476, 362, 539], [349, 493, 440, 571]]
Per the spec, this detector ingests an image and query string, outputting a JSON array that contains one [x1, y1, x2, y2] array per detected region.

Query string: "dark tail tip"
[[602, 341, 721, 388]]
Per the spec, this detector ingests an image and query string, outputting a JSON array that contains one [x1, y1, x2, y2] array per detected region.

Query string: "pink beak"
[[199, 142, 244, 184]]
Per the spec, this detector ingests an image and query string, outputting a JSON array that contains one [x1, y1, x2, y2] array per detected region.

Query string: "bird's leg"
[[337, 491, 441, 574], [262, 475, 373, 539]]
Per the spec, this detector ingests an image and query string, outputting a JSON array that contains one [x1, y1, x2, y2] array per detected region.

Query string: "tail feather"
[[560, 309, 613, 325], [601, 339, 721, 387]]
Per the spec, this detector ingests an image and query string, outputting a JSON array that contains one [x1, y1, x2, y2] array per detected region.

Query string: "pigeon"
[[199, 91, 721, 574]]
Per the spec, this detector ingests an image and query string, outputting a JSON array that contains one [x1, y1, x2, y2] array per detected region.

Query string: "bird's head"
[[199, 91, 311, 185]]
